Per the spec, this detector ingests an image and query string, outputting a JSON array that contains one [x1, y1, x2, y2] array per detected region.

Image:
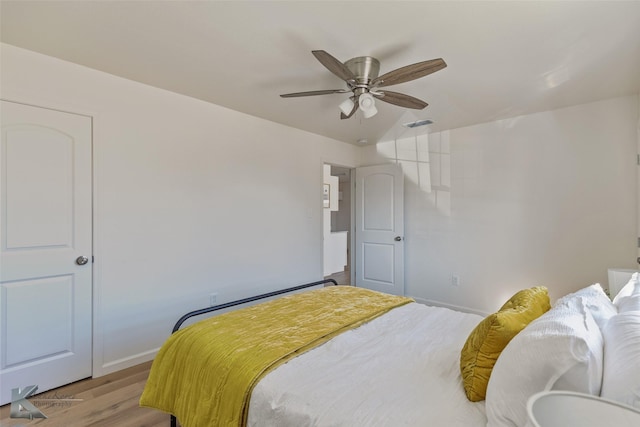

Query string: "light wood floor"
[[0, 361, 169, 426]]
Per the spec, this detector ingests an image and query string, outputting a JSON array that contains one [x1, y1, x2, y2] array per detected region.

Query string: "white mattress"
[[247, 302, 487, 427]]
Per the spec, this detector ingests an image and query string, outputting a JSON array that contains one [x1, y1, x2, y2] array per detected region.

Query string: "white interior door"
[[0, 100, 93, 405], [355, 164, 404, 295]]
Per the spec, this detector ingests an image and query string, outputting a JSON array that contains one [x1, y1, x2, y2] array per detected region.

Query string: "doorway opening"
[[323, 164, 353, 286]]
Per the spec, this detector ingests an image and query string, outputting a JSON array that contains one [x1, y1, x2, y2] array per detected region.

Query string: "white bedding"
[[247, 302, 487, 427]]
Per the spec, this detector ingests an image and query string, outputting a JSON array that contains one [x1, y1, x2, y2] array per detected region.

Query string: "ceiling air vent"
[[403, 119, 434, 128]]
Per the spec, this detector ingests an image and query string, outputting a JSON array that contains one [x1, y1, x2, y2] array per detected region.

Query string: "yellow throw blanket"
[[140, 286, 412, 427]]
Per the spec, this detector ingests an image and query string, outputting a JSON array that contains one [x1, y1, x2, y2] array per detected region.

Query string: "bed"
[[140, 276, 640, 427]]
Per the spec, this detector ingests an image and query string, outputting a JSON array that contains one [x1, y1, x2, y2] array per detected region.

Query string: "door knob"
[[394, 236, 402, 241], [76, 256, 89, 266]]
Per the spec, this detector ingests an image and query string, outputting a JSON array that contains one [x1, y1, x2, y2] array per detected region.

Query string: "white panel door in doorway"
[[355, 164, 404, 295], [0, 100, 93, 405]]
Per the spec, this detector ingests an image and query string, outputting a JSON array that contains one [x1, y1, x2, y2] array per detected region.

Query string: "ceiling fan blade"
[[312, 50, 356, 82], [372, 58, 447, 88], [341, 97, 359, 119], [280, 89, 348, 98], [373, 90, 428, 109]]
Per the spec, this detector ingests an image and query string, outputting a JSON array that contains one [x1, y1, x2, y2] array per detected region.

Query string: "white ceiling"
[[2, 1, 639, 145]]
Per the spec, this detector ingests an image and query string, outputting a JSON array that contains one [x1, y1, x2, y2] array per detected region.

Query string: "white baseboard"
[[95, 347, 159, 377], [411, 296, 489, 317]]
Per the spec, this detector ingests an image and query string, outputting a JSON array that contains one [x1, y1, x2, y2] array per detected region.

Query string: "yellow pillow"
[[460, 286, 550, 402]]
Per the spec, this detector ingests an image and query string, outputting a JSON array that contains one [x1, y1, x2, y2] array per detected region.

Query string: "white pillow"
[[485, 297, 604, 427], [616, 294, 640, 313], [601, 311, 640, 408], [554, 283, 617, 329], [613, 272, 640, 305]]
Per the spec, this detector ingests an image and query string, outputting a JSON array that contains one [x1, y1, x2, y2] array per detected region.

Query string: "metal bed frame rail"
[[169, 278, 338, 427]]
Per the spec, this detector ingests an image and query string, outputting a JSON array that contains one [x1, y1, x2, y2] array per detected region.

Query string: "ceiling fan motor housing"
[[344, 56, 380, 87]]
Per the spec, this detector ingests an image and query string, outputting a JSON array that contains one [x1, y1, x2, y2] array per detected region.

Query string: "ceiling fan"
[[280, 50, 447, 120]]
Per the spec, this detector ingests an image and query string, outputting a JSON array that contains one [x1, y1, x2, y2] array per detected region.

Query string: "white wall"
[[638, 94, 640, 261], [3, 42, 639, 375], [1, 44, 360, 375], [361, 95, 639, 313]]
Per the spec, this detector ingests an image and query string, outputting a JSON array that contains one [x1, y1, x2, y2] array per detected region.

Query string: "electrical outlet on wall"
[[451, 274, 460, 287], [210, 293, 218, 306]]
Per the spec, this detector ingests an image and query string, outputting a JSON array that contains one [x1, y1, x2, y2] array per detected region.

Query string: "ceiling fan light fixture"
[[339, 97, 355, 116], [359, 93, 377, 118]]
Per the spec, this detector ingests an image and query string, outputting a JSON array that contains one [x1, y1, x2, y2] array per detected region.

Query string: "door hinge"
[[92, 255, 95, 263]]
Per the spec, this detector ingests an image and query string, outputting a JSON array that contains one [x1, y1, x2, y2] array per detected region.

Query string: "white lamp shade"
[[339, 98, 355, 115], [359, 93, 377, 118]]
